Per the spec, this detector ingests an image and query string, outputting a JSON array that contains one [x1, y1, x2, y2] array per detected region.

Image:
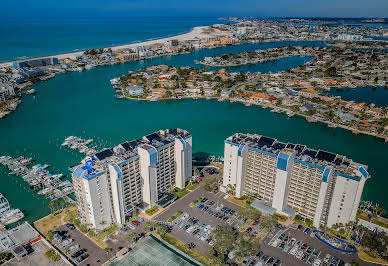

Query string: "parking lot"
[[156, 186, 286, 265], [54, 224, 111, 266], [156, 185, 376, 266], [263, 225, 373, 266]]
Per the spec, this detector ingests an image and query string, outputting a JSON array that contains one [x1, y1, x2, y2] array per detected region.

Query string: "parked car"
[[313, 259, 322, 266], [323, 254, 331, 263], [77, 254, 89, 263], [295, 240, 302, 248], [304, 228, 311, 234], [69, 244, 80, 253], [131, 220, 140, 226], [296, 251, 304, 260], [273, 259, 281, 266], [71, 249, 86, 258], [61, 238, 73, 248], [65, 223, 75, 230], [267, 257, 275, 264]]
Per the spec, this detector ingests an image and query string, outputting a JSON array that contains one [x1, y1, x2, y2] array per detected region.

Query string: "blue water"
[[0, 41, 387, 225], [330, 87, 388, 107], [0, 17, 225, 63]]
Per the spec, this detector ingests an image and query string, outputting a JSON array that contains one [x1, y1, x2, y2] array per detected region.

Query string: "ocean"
[[0, 16, 225, 63]]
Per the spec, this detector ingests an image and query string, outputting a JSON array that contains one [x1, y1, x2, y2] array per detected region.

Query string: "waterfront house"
[[126, 86, 144, 97], [220, 89, 231, 98]]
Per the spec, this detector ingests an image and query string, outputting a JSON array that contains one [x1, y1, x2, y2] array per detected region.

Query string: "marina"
[[61, 136, 96, 156], [0, 156, 74, 204], [0, 193, 24, 226]]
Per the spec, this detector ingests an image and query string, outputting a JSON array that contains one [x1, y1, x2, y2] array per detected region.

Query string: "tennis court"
[[109, 235, 200, 266]]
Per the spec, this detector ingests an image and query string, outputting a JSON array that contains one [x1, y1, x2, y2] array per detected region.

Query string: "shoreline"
[[117, 95, 388, 142], [0, 26, 210, 68]]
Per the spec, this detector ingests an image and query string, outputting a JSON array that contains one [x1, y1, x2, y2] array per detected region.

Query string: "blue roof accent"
[[81, 165, 93, 174], [277, 153, 289, 171], [359, 167, 369, 179], [113, 165, 122, 180], [73, 167, 86, 178], [85, 160, 94, 166], [247, 146, 277, 158], [336, 171, 360, 182], [225, 140, 239, 147], [294, 159, 325, 170], [322, 168, 331, 183], [148, 147, 158, 165], [178, 136, 186, 149], [238, 145, 244, 157]]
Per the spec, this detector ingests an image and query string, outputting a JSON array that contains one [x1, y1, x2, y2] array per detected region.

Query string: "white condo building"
[[221, 133, 370, 228], [72, 129, 192, 230]]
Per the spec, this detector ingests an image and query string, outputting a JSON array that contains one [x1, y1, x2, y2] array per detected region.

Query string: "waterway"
[[330, 86, 388, 107], [0, 41, 387, 225]]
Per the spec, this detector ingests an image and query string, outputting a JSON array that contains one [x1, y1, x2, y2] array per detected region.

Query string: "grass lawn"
[[228, 197, 250, 208], [173, 187, 190, 199], [145, 206, 159, 216], [186, 182, 200, 191], [34, 205, 78, 236], [161, 233, 211, 266], [91, 224, 118, 249]]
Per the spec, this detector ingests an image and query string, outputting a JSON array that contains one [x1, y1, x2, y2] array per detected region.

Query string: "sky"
[[1, 0, 387, 18]]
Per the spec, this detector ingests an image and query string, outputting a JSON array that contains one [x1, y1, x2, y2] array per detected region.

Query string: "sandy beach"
[[0, 25, 224, 68]]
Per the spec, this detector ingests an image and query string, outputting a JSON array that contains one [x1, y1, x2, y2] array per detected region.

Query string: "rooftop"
[[73, 128, 190, 179], [227, 133, 369, 179]]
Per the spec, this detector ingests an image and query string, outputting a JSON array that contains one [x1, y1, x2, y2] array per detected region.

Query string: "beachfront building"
[[72, 129, 192, 230], [220, 133, 370, 228]]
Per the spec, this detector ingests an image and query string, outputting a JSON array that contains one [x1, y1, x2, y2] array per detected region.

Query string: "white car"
[[127, 224, 135, 230], [223, 194, 229, 200], [271, 239, 279, 247], [201, 233, 208, 241], [296, 251, 304, 260], [186, 226, 195, 233], [61, 238, 73, 248], [313, 259, 321, 266], [69, 244, 80, 253], [182, 213, 189, 220], [289, 247, 298, 256]]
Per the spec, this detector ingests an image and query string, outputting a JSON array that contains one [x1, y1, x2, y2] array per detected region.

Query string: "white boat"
[[0, 194, 24, 225], [38, 187, 54, 195], [0, 209, 24, 225]]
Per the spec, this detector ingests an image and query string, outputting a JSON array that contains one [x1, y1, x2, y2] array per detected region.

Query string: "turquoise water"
[[330, 86, 388, 107], [0, 41, 387, 225], [0, 17, 225, 63]]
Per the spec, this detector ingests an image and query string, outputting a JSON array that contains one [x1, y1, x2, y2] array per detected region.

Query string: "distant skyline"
[[2, 0, 388, 18]]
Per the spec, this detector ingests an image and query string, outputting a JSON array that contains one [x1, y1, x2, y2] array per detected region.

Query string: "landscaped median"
[[161, 233, 212, 266], [145, 206, 159, 216], [168, 210, 183, 223]]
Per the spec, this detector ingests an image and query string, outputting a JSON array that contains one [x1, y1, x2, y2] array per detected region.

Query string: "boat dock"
[[0, 156, 75, 205], [61, 136, 96, 155]]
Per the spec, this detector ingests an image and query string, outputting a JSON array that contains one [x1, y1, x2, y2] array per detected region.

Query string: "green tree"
[[260, 215, 278, 230], [235, 234, 260, 258], [237, 207, 261, 221], [211, 225, 236, 254], [124, 232, 139, 242], [45, 249, 61, 262]]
